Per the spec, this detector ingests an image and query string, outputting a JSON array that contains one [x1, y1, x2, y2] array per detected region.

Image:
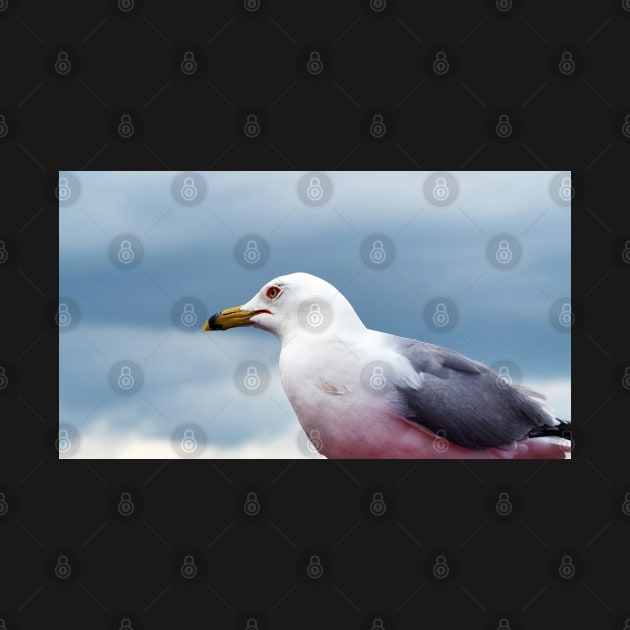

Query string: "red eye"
[[266, 285, 281, 299]]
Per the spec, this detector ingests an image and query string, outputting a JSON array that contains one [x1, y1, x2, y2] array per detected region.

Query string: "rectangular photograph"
[[58, 171, 571, 459]]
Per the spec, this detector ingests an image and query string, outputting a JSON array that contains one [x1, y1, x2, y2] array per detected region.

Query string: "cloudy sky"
[[58, 170, 571, 459]]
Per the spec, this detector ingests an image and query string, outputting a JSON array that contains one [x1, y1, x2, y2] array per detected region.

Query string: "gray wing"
[[389, 336, 556, 450]]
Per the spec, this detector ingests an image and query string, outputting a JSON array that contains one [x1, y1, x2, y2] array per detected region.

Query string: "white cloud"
[[69, 415, 322, 459], [525, 377, 571, 421]]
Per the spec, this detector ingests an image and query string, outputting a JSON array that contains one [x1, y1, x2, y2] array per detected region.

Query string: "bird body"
[[205, 272, 571, 459]]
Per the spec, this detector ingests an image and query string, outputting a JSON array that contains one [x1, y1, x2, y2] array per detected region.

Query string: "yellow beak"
[[203, 306, 268, 331]]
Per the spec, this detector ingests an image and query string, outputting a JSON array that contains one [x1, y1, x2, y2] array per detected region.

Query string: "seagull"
[[204, 272, 571, 459]]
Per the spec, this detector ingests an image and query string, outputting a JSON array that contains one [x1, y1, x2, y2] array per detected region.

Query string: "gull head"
[[203, 272, 365, 341]]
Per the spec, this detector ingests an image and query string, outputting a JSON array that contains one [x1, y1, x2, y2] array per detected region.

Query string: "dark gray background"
[[1, 0, 629, 628]]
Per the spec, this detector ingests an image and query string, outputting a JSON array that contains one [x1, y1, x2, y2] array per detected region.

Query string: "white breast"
[[278, 330, 414, 457]]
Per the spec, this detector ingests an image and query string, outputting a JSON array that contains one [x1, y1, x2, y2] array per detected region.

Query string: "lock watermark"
[[363, 484, 397, 520], [117, 113, 135, 138], [0, 361, 9, 394], [549, 297, 573, 332], [424, 297, 459, 332], [367, 0, 388, 13], [296, 427, 326, 458], [234, 360, 270, 396], [369, 114, 386, 138], [234, 234, 270, 270], [429, 552, 452, 581], [297, 298, 334, 333], [241, 618, 262, 630], [360, 360, 395, 394], [360, 234, 396, 270], [432, 429, 449, 454], [495, 491, 512, 516], [116, 0, 137, 13], [108, 360, 143, 395], [175, 551, 204, 582], [487, 111, 520, 141], [181, 554, 197, 578], [555, 553, 578, 581], [367, 490, 388, 517], [53, 50, 73, 76], [56, 297, 81, 333], [492, 0, 518, 14], [423, 171, 459, 206], [365, 617, 394, 630], [489, 360, 522, 389], [305, 50, 324, 76], [0, 239, 7, 265], [0, 487, 12, 518], [57, 171, 81, 206], [171, 297, 205, 332], [0, 364, 9, 393], [56, 424, 81, 458], [432, 50, 450, 76], [170, 171, 207, 206], [241, 490, 263, 517], [499, 618, 522, 630], [301, 551, 329, 582], [297, 171, 333, 206], [114, 618, 140, 630], [116, 490, 136, 517], [487, 487, 521, 520], [242, 113, 261, 138], [108, 234, 144, 270], [557, 50, 577, 76], [486, 234, 522, 270], [548, 171, 572, 207], [171, 423, 206, 458], [0, 113, 8, 140], [243, 0, 262, 11], [366, 112, 390, 139], [51, 552, 77, 581], [180, 50, 198, 76], [495, 113, 513, 138]]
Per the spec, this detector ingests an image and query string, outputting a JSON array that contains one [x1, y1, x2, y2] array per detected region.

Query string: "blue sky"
[[59, 171, 571, 458]]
